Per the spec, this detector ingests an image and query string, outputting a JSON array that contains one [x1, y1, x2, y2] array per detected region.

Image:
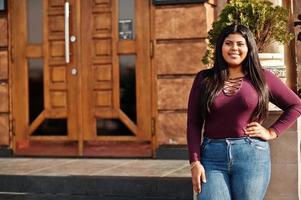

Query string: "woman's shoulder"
[[261, 68, 281, 82], [196, 68, 213, 79], [192, 69, 212, 88], [262, 68, 275, 76]]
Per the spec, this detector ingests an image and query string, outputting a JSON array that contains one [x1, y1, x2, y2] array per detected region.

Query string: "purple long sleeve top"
[[187, 69, 301, 163]]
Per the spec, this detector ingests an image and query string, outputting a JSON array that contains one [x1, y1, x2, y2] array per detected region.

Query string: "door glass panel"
[[120, 55, 136, 123], [32, 119, 67, 136], [28, 59, 67, 136], [27, 0, 43, 43], [96, 119, 134, 136], [96, 55, 136, 136], [28, 59, 44, 123], [0, 0, 6, 12], [119, 0, 135, 40]]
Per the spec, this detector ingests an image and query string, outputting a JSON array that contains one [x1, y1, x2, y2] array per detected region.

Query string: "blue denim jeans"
[[198, 137, 271, 200]]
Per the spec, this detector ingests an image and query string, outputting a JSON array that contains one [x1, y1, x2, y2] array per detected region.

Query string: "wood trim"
[[83, 140, 152, 157], [75, 0, 84, 156], [29, 136, 70, 141], [15, 140, 78, 156], [66, 0, 80, 141], [49, 82, 67, 90], [11, 0, 28, 140], [8, 0, 14, 150], [43, 0, 50, 111], [0, 51, 8, 81], [80, 0, 98, 141], [112, 0, 120, 110], [117, 40, 136, 54], [93, 136, 145, 141], [94, 108, 119, 118], [119, 110, 137, 136], [28, 110, 46, 135], [45, 108, 67, 118], [93, 82, 112, 90], [150, 1, 158, 157], [135, 0, 152, 140], [25, 44, 43, 58]]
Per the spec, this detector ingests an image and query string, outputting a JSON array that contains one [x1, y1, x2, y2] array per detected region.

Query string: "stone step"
[[0, 194, 193, 200], [0, 175, 192, 199], [0, 158, 192, 200]]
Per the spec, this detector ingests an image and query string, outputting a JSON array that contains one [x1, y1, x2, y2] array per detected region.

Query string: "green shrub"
[[202, 0, 294, 65]]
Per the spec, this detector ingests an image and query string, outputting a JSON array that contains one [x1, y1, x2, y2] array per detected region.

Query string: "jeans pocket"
[[250, 138, 269, 150], [201, 138, 211, 151]]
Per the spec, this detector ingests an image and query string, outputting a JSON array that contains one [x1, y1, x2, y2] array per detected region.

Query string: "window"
[[0, 0, 7, 13]]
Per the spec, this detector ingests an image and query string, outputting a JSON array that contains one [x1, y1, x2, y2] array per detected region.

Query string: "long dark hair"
[[200, 24, 269, 122]]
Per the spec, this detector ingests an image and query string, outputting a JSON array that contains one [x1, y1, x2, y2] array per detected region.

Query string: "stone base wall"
[[263, 113, 300, 200], [293, 0, 301, 199]]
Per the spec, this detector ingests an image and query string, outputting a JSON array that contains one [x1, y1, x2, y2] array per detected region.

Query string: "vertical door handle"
[[65, 2, 70, 63]]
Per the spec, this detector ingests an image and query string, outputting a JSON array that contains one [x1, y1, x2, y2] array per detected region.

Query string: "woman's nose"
[[231, 44, 238, 50]]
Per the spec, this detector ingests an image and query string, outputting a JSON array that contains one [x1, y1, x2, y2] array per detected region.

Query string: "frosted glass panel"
[[0, 0, 6, 11], [119, 0, 135, 40], [120, 55, 136, 123], [28, 59, 44, 122], [27, 0, 43, 43]]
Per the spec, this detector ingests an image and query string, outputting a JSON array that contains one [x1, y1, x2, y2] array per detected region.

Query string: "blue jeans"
[[198, 137, 271, 200]]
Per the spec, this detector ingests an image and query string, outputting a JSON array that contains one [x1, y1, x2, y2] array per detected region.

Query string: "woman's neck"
[[228, 66, 244, 79]]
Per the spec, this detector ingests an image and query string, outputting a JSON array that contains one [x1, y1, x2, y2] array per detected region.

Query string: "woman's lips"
[[228, 53, 240, 58]]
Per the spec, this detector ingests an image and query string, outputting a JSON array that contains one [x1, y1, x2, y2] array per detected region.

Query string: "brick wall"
[[153, 2, 215, 147]]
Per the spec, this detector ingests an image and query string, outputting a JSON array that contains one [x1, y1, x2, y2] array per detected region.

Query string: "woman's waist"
[[203, 136, 266, 145], [204, 131, 245, 139]]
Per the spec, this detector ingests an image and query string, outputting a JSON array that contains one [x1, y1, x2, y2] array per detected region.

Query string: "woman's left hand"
[[244, 122, 277, 141]]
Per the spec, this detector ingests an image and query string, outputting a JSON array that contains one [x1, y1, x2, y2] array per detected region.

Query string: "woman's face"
[[222, 33, 248, 68]]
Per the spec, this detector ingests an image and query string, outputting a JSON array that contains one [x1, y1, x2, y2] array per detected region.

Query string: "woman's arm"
[[187, 71, 207, 193], [264, 69, 301, 136], [187, 71, 205, 163]]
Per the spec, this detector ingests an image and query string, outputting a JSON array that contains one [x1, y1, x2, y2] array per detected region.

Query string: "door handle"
[[70, 35, 76, 42], [71, 68, 77, 75], [65, 1, 70, 63]]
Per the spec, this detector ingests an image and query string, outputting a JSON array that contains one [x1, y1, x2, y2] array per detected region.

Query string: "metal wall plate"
[[152, 0, 207, 5]]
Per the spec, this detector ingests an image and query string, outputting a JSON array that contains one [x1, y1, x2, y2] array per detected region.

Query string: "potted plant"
[[202, 0, 294, 68]]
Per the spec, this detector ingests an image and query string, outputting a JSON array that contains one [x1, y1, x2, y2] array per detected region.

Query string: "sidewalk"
[[0, 158, 192, 200], [0, 158, 190, 177]]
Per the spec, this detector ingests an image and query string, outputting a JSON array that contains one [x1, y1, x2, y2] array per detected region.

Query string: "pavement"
[[0, 158, 191, 177], [0, 158, 193, 200]]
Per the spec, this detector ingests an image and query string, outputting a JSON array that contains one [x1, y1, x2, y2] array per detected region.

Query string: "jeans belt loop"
[[207, 138, 211, 144], [244, 136, 252, 144]]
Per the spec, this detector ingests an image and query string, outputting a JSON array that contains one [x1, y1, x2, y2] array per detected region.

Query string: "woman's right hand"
[[191, 161, 206, 194]]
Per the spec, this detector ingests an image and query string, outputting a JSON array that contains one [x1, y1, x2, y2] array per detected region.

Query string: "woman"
[[187, 24, 301, 200]]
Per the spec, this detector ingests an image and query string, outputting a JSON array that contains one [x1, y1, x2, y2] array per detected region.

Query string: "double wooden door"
[[11, 0, 152, 157]]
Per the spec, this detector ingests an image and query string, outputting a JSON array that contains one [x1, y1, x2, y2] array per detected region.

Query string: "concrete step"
[[0, 158, 192, 200], [0, 193, 191, 200], [0, 175, 192, 200]]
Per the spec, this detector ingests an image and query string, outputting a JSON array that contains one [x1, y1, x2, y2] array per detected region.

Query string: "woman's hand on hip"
[[191, 161, 206, 194], [244, 122, 277, 141]]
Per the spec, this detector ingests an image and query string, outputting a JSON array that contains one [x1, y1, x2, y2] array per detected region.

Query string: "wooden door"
[[10, 0, 152, 157]]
